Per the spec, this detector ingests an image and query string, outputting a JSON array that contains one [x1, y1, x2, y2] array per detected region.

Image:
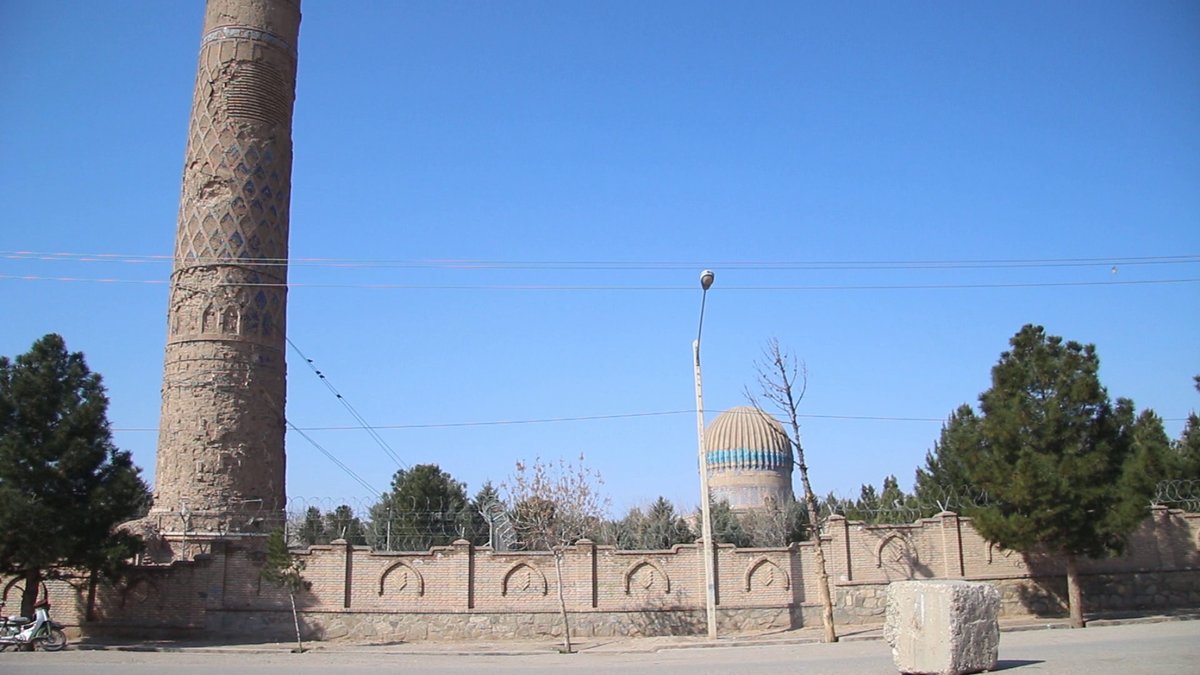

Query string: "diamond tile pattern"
[[168, 21, 298, 347], [155, 0, 300, 525]]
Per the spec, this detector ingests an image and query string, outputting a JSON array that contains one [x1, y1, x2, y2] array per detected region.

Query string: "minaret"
[[149, 0, 301, 536]]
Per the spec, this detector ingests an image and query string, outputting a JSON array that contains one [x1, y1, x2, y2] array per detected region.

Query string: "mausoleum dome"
[[705, 406, 790, 458], [704, 406, 795, 510]]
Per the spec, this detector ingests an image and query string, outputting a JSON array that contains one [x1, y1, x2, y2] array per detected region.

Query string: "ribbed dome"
[[705, 406, 790, 455], [704, 406, 794, 509]]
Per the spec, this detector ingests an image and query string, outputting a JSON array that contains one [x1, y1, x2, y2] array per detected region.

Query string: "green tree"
[[0, 334, 150, 617], [618, 497, 694, 550], [824, 476, 917, 524], [1175, 416, 1200, 480], [296, 506, 326, 546], [368, 464, 469, 551], [465, 481, 503, 547], [914, 405, 982, 514], [966, 325, 1154, 628], [1171, 375, 1200, 480], [877, 476, 911, 510], [820, 491, 854, 520], [324, 504, 367, 546], [705, 499, 752, 548], [1116, 407, 1173, 511], [259, 529, 306, 652]]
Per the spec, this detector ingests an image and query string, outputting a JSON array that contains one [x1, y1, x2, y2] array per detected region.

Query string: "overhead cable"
[[4, 250, 1199, 271], [285, 420, 378, 495], [286, 337, 408, 470], [4, 272, 1199, 291]]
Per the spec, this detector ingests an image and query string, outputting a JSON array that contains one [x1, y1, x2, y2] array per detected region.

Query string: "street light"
[[693, 269, 718, 639]]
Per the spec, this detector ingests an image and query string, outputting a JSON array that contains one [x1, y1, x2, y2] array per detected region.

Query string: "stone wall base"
[[201, 606, 814, 642], [836, 569, 1200, 625]]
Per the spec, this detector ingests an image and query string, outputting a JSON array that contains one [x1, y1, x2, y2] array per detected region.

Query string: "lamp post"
[[693, 269, 718, 639]]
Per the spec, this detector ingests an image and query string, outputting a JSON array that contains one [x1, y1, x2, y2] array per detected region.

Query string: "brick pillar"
[[151, 0, 302, 536], [940, 511, 965, 578], [339, 538, 353, 608], [453, 540, 474, 609], [1150, 505, 1177, 570], [577, 539, 598, 608], [826, 514, 852, 581]]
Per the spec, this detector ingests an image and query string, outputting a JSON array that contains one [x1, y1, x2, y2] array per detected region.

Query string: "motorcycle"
[[0, 600, 67, 652]]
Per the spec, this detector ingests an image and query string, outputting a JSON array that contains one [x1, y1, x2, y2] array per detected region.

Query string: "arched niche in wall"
[[744, 556, 790, 592], [1, 576, 48, 607], [876, 534, 916, 576], [623, 560, 671, 595], [379, 560, 425, 597], [120, 576, 161, 609], [220, 304, 239, 334], [986, 541, 1025, 569], [201, 303, 216, 334], [501, 562, 548, 597]]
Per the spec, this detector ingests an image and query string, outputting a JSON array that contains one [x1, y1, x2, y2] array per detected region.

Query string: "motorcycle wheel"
[[39, 629, 67, 652]]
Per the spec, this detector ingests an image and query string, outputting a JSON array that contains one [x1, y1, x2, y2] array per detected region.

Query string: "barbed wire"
[[815, 484, 992, 524], [195, 480, 1200, 552], [1152, 479, 1200, 512]]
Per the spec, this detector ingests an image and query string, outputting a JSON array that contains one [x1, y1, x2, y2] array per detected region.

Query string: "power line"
[[4, 250, 1199, 271], [297, 410, 699, 430], [286, 337, 409, 470], [111, 406, 1192, 434], [4, 272, 1198, 291], [285, 420, 378, 495]]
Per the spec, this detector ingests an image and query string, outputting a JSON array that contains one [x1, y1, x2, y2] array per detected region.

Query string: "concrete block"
[[884, 580, 1000, 675]]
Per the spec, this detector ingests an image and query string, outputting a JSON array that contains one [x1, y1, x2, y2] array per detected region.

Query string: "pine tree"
[[705, 499, 752, 547], [464, 481, 503, 547], [368, 464, 469, 551], [296, 506, 326, 546], [1172, 376, 1200, 480], [826, 476, 916, 524], [619, 497, 694, 550], [1116, 407, 1173, 511], [1175, 414, 1200, 480], [967, 325, 1153, 628], [259, 529, 306, 652], [0, 334, 150, 617], [644, 496, 694, 548], [323, 504, 367, 545], [914, 404, 981, 513]]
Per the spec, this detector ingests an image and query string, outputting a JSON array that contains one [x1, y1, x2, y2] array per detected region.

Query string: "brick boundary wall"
[[8, 507, 1198, 642]]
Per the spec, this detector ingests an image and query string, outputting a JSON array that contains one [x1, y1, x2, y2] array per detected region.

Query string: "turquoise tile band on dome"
[[704, 406, 795, 510], [706, 448, 792, 471]]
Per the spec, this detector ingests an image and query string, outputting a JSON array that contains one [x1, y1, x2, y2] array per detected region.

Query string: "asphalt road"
[[1, 620, 1197, 674]]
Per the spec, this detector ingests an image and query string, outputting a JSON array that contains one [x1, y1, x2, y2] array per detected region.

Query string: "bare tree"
[[504, 455, 610, 653], [738, 496, 809, 547], [745, 338, 838, 643]]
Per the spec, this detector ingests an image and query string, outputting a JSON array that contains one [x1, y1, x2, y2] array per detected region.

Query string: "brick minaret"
[[149, 0, 301, 535]]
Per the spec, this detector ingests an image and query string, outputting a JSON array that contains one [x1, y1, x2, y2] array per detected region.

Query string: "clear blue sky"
[[2, 1, 1197, 515]]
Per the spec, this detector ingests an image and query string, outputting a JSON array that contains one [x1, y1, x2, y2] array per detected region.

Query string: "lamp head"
[[699, 269, 715, 291]]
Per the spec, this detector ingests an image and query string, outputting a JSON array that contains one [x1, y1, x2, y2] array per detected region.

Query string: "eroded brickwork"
[[151, 0, 301, 533]]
